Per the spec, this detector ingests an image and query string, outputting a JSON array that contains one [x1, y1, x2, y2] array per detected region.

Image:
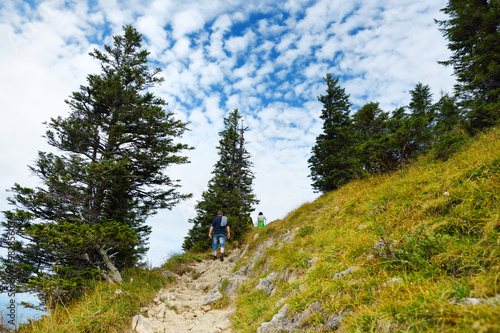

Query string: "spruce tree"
[[183, 109, 258, 252], [406, 82, 436, 154], [437, 0, 500, 129], [0, 25, 191, 303], [308, 74, 358, 193]]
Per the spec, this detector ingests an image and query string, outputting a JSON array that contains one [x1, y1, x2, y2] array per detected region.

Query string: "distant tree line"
[[308, 0, 500, 193]]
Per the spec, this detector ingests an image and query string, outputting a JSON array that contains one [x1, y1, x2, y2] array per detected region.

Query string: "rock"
[[257, 239, 276, 252], [161, 270, 178, 279], [325, 310, 345, 331], [131, 314, 154, 333], [484, 294, 500, 306], [307, 257, 319, 266], [223, 276, 248, 299], [255, 271, 279, 295], [263, 256, 274, 272], [280, 268, 300, 284], [257, 301, 331, 332], [240, 244, 250, 258], [458, 298, 484, 305], [257, 304, 290, 333], [382, 277, 403, 287], [333, 266, 360, 280], [275, 297, 287, 308], [202, 288, 223, 305], [373, 238, 396, 259], [248, 251, 263, 268], [453, 295, 500, 306], [281, 231, 296, 244], [152, 303, 167, 318]]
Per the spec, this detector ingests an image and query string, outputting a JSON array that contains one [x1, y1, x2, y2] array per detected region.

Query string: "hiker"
[[208, 211, 230, 261], [257, 212, 266, 229]]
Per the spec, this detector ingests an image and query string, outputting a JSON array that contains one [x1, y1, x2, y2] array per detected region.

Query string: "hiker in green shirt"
[[257, 212, 266, 229]]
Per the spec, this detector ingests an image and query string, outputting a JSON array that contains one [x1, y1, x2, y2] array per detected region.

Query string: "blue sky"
[[0, 0, 456, 270]]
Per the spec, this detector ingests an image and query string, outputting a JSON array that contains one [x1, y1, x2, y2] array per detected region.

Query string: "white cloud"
[[172, 8, 206, 39], [225, 29, 256, 54]]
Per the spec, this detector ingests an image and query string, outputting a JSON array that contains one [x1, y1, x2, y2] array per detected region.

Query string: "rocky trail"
[[129, 249, 244, 333], [127, 230, 309, 333]]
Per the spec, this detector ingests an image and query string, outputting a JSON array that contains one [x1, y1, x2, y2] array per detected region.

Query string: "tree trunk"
[[97, 246, 123, 284]]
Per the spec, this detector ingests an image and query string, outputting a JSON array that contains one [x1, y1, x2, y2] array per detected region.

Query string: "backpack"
[[220, 216, 228, 227]]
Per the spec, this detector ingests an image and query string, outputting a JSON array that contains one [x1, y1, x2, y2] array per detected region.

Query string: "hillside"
[[15, 127, 500, 332], [226, 127, 500, 332]]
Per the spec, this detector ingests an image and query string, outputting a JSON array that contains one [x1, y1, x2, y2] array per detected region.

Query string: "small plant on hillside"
[[386, 229, 450, 273], [298, 226, 315, 237]]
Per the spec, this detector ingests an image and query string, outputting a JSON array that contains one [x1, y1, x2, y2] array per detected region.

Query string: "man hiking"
[[208, 211, 230, 261]]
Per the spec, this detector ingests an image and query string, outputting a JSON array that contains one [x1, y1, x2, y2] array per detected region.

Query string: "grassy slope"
[[233, 127, 500, 332], [14, 268, 172, 333], [14, 128, 499, 332]]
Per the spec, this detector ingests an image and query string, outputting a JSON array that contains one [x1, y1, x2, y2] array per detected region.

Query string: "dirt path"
[[130, 249, 242, 333]]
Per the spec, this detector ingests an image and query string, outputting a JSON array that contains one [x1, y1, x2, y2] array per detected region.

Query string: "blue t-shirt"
[[211, 215, 228, 235]]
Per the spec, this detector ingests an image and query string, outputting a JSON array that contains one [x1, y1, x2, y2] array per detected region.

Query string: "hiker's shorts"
[[212, 234, 226, 251]]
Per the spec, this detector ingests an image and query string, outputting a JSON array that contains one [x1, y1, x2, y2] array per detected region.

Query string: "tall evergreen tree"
[[308, 74, 358, 193], [183, 109, 258, 252], [352, 102, 389, 173], [0, 26, 191, 303], [437, 0, 500, 129], [406, 82, 436, 154]]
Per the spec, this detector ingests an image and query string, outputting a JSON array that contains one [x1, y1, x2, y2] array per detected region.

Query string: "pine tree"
[[183, 109, 258, 252], [437, 0, 500, 129], [0, 25, 191, 303], [308, 74, 359, 193], [406, 82, 436, 154]]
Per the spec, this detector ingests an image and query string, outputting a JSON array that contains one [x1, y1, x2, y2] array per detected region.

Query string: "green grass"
[[233, 127, 500, 332], [16, 268, 171, 333]]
